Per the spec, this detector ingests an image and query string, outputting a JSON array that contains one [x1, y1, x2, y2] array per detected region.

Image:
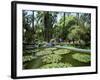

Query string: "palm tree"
[[36, 11, 58, 42]]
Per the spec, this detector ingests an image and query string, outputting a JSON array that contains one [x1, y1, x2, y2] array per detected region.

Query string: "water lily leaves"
[[23, 56, 37, 62], [72, 53, 91, 63], [36, 49, 52, 56], [41, 62, 72, 68], [42, 54, 62, 63], [54, 49, 70, 55]]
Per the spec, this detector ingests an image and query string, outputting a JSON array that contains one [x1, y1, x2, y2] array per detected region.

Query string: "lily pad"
[[36, 50, 52, 56], [42, 54, 62, 63], [23, 56, 37, 62], [41, 62, 72, 68], [72, 53, 91, 63], [54, 49, 70, 55]]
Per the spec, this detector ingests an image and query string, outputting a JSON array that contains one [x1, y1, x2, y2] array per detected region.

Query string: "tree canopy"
[[23, 10, 91, 49]]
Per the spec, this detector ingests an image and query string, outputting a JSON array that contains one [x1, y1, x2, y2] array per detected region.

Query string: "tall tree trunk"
[[62, 12, 65, 40], [31, 11, 35, 43], [44, 12, 54, 42], [44, 12, 49, 42], [77, 13, 79, 25], [63, 12, 65, 28]]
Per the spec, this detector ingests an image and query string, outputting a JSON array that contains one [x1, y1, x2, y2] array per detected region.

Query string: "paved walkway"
[[55, 46, 91, 53]]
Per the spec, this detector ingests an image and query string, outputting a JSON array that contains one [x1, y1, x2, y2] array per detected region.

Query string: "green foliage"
[[41, 62, 72, 68], [23, 10, 91, 48], [23, 11, 91, 69], [44, 48, 57, 51], [36, 49, 52, 56], [42, 54, 62, 63], [68, 25, 85, 40], [59, 16, 76, 27], [72, 53, 91, 63], [23, 48, 91, 69], [23, 56, 36, 62], [58, 16, 77, 39], [54, 49, 70, 55]]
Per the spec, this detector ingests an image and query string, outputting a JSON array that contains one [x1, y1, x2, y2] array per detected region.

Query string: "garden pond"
[[23, 47, 91, 69]]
